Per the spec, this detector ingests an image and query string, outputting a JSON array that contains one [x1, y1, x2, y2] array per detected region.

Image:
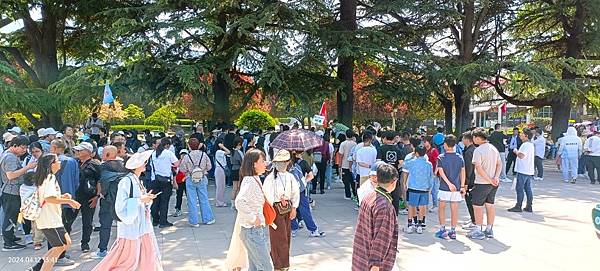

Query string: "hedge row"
[[111, 125, 165, 132]]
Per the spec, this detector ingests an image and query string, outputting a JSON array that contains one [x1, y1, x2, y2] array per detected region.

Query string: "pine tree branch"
[[485, 76, 550, 107], [1, 47, 42, 87]]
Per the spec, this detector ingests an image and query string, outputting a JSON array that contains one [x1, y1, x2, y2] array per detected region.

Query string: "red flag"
[[501, 102, 507, 114], [319, 99, 328, 127]]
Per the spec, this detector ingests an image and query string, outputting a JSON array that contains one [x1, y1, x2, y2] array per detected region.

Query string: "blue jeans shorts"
[[408, 190, 429, 207]]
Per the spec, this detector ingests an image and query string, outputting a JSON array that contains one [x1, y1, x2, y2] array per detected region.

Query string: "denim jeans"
[[291, 192, 317, 232], [325, 163, 333, 188], [431, 176, 440, 208], [98, 198, 113, 251], [186, 177, 215, 225], [499, 152, 507, 180], [515, 173, 533, 208], [240, 226, 273, 271], [561, 155, 579, 180]]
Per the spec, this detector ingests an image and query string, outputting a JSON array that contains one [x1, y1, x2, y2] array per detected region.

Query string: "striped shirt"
[[352, 189, 398, 271]]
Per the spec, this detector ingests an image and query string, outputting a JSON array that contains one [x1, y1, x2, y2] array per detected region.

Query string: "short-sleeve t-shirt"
[[377, 144, 402, 168], [437, 152, 465, 191], [356, 145, 378, 177], [36, 174, 63, 229], [515, 141, 535, 175], [472, 142, 500, 185], [151, 150, 178, 178], [339, 140, 357, 169], [1, 152, 24, 195]]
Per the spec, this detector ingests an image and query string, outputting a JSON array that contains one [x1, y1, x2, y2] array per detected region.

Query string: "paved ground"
[[1, 161, 599, 271]]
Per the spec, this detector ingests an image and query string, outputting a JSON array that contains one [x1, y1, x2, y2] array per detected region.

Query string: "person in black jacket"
[[505, 127, 523, 177], [461, 131, 477, 230], [488, 124, 508, 181], [92, 146, 128, 259], [73, 142, 102, 253]]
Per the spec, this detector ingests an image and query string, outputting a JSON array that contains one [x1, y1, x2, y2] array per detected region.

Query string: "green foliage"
[[1, 113, 35, 131], [123, 104, 146, 124], [175, 119, 195, 125], [144, 106, 178, 130], [110, 124, 164, 132], [62, 106, 92, 126], [235, 109, 277, 130]]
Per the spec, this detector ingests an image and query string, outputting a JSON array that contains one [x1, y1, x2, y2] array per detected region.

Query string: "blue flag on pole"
[[103, 82, 114, 104]]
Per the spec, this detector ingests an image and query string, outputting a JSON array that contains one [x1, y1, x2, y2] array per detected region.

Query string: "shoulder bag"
[[273, 174, 292, 215], [252, 177, 276, 227]]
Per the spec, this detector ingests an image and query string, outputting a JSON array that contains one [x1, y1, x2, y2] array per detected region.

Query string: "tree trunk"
[[550, 97, 571, 141], [451, 84, 472, 134], [212, 73, 231, 124], [438, 96, 453, 133], [336, 0, 357, 127]]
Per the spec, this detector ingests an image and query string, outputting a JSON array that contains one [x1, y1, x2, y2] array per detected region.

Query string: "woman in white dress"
[[92, 150, 162, 271]]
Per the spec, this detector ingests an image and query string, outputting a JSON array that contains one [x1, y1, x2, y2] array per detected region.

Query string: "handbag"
[[252, 177, 276, 227], [273, 175, 292, 215], [150, 153, 171, 183]]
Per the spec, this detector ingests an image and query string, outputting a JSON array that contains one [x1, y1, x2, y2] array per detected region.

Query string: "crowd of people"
[[1, 113, 600, 271]]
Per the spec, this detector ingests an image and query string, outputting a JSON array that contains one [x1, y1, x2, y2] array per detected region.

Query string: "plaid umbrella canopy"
[[270, 129, 323, 151]]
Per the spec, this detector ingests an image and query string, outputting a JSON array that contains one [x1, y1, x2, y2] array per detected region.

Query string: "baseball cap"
[[73, 142, 94, 152], [56, 132, 64, 138], [43, 128, 58, 136], [37, 128, 46, 137], [2, 132, 16, 143], [7, 127, 21, 134]]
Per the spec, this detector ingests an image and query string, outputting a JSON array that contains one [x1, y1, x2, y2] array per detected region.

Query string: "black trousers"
[[2, 193, 20, 245], [342, 169, 357, 198], [97, 198, 113, 251], [150, 181, 173, 225], [48, 207, 79, 259], [78, 198, 96, 247], [534, 156, 544, 178], [465, 185, 476, 224], [506, 150, 517, 175], [314, 162, 327, 192], [587, 156, 600, 183], [391, 181, 402, 216], [175, 181, 186, 210]]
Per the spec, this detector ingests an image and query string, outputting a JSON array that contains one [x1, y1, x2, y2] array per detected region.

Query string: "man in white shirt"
[[532, 128, 547, 181], [356, 132, 378, 185], [508, 128, 535, 213], [338, 130, 358, 200], [584, 131, 600, 184]]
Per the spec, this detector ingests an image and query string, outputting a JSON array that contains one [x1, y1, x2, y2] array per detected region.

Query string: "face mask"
[[273, 161, 289, 172]]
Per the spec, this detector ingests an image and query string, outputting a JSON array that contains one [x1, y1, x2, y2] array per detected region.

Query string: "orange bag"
[[253, 177, 276, 226], [335, 151, 342, 165]]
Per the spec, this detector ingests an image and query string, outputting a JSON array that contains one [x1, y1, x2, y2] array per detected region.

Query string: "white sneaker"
[[205, 219, 216, 225], [428, 206, 437, 213], [501, 178, 512, 183], [399, 209, 409, 215], [190, 223, 200, 228], [404, 225, 415, 234], [416, 226, 423, 234], [564, 179, 570, 183], [462, 222, 476, 230], [24, 234, 33, 245]]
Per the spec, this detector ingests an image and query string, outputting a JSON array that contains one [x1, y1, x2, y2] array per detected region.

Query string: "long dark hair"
[[29, 141, 43, 153], [239, 149, 265, 181], [156, 137, 171, 157], [32, 154, 57, 187]]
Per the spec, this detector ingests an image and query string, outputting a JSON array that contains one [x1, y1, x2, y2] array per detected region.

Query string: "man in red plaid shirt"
[[352, 163, 399, 271]]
